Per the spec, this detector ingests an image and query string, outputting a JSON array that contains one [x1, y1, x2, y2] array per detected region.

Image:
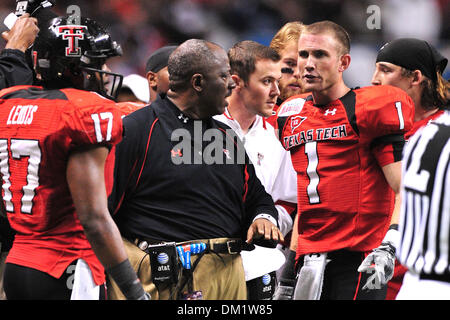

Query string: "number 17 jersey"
[[0, 85, 123, 285], [276, 85, 414, 256]]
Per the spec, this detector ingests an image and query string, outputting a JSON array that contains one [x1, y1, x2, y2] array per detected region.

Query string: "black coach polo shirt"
[[108, 94, 278, 242]]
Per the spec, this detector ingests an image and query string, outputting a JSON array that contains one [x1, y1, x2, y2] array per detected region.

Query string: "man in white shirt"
[[214, 40, 297, 299]]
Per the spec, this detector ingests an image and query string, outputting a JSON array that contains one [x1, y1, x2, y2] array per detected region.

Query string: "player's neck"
[[227, 97, 256, 134], [149, 89, 158, 103], [415, 105, 440, 122], [312, 81, 350, 106]]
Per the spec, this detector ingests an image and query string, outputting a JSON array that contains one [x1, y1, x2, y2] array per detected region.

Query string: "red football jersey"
[[0, 85, 123, 285], [276, 85, 414, 256]]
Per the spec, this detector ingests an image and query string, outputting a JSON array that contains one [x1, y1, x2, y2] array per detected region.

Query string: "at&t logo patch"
[[262, 274, 271, 286], [157, 252, 169, 264]]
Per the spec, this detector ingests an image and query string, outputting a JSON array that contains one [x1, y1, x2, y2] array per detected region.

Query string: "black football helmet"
[[14, 0, 54, 17], [31, 16, 123, 100]]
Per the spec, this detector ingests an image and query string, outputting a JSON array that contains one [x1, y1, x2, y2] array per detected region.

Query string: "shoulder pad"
[[277, 97, 306, 117]]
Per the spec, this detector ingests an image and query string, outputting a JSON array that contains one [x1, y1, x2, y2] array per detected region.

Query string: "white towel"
[[293, 253, 329, 300], [70, 259, 101, 300], [241, 245, 286, 281]]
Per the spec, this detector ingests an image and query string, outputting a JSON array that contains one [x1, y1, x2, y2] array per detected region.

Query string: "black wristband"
[[389, 224, 399, 231], [106, 259, 147, 300]]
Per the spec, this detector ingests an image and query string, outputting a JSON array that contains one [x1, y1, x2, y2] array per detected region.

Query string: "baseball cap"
[[376, 38, 448, 83], [121, 74, 149, 103], [145, 45, 178, 73]]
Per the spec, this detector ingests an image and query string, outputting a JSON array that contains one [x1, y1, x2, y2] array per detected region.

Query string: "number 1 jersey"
[[276, 85, 414, 256], [0, 85, 123, 285]]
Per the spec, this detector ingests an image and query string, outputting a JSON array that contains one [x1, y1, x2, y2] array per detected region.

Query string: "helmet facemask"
[[80, 66, 123, 101], [79, 54, 123, 101]]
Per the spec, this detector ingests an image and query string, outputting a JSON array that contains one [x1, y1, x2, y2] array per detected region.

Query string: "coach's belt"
[[132, 237, 243, 255]]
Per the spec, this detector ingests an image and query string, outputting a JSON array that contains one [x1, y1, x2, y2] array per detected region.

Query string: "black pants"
[[318, 249, 387, 300], [3, 261, 106, 300], [246, 271, 276, 300]]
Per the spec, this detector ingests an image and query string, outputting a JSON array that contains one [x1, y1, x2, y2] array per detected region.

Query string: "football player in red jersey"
[[273, 21, 414, 300], [371, 38, 449, 300], [0, 15, 147, 300], [266, 21, 305, 127]]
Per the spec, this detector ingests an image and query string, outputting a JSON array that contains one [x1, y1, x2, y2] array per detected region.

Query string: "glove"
[[357, 243, 395, 290], [357, 226, 399, 290], [273, 250, 297, 300], [273, 278, 295, 300]]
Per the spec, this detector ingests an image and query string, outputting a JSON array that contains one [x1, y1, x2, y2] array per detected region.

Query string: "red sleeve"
[[357, 85, 415, 166], [358, 85, 414, 137], [62, 102, 124, 151]]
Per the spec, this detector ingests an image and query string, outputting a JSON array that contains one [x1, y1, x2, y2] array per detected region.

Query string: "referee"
[[396, 110, 450, 299]]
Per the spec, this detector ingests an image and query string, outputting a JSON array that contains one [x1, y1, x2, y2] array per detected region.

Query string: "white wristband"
[[253, 213, 278, 227], [382, 228, 399, 251], [4, 13, 18, 30]]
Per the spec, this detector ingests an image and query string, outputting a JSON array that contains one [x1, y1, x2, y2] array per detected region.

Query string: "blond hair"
[[430, 72, 450, 109], [402, 68, 450, 110], [270, 21, 304, 54]]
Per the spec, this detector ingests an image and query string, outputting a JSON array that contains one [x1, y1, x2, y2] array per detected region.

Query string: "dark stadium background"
[[1, 0, 449, 88]]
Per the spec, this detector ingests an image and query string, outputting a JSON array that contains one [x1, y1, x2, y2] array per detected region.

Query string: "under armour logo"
[[324, 108, 337, 116], [171, 148, 182, 158], [178, 114, 189, 123], [290, 115, 307, 133], [56, 25, 86, 57]]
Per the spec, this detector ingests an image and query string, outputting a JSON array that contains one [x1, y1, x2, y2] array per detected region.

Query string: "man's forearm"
[[289, 213, 299, 251]]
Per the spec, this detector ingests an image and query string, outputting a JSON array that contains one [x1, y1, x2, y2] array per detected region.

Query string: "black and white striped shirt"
[[398, 110, 450, 278]]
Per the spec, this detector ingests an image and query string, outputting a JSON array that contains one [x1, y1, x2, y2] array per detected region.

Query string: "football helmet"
[[31, 16, 123, 100], [14, 0, 54, 17]]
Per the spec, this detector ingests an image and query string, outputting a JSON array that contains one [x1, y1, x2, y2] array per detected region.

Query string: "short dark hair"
[[228, 40, 281, 83], [168, 39, 224, 92], [303, 21, 351, 55]]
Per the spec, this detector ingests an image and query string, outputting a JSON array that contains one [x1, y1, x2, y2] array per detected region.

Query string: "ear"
[[338, 53, 351, 72], [146, 71, 157, 89], [231, 74, 243, 91], [411, 70, 424, 86], [191, 73, 203, 92]]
